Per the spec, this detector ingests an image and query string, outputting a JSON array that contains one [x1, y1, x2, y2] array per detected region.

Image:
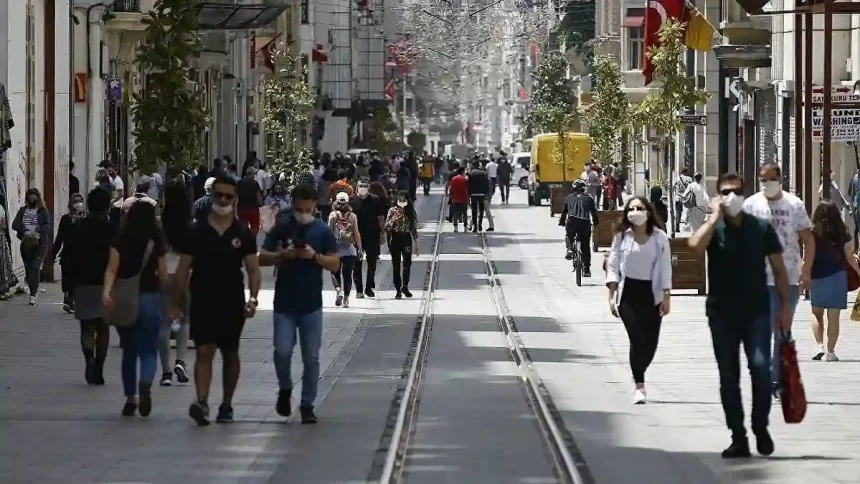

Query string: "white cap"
[[204, 177, 216, 194], [335, 192, 350, 203]]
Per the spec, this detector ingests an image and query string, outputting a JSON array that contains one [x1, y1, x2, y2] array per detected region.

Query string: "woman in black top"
[[384, 190, 419, 299], [52, 192, 86, 312], [102, 199, 169, 418], [70, 188, 117, 385]]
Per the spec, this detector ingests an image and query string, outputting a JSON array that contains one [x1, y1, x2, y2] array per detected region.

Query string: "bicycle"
[[565, 234, 583, 287]]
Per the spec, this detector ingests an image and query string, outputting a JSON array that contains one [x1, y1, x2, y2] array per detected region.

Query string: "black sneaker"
[[216, 405, 234, 423], [365, 288, 375, 298], [276, 389, 292, 417], [189, 400, 211, 426], [93, 360, 105, 386], [159, 372, 173, 386], [174, 360, 189, 383], [583, 271, 592, 278], [486, 227, 495, 232], [300, 405, 318, 424], [355, 291, 365, 299], [395, 291, 402, 300], [138, 383, 153, 417], [62, 302, 73, 314], [754, 429, 774, 456], [121, 401, 137, 417], [721, 437, 751, 458], [402, 287, 413, 298], [564, 251, 573, 260]]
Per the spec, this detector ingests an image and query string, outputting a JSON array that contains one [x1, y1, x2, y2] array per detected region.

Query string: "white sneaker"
[[826, 352, 840, 362], [813, 344, 826, 361], [28, 296, 37, 306], [633, 388, 647, 405]]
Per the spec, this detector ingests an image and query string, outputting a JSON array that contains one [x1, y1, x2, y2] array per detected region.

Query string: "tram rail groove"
[[478, 233, 595, 484], [369, 194, 447, 483]]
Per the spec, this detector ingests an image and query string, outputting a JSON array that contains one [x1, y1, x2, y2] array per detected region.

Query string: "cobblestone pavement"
[[0, 194, 441, 484], [491, 189, 860, 484]]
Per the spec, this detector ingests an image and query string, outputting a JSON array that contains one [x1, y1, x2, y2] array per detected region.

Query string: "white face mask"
[[627, 210, 648, 226], [357, 187, 369, 196], [72, 202, 84, 211], [212, 204, 233, 216], [294, 212, 315, 225], [722, 192, 745, 216], [397, 201, 408, 208], [762, 181, 781, 198], [388, 177, 397, 184]]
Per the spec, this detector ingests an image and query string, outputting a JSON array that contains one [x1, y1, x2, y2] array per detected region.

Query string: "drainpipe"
[[71, 9, 80, 185], [86, 2, 108, 173]]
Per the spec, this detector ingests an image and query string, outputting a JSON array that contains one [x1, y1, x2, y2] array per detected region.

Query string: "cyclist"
[[559, 180, 599, 277]]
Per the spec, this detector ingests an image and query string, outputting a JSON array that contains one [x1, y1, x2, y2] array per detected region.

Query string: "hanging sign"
[[811, 108, 860, 142], [106, 78, 123, 102]]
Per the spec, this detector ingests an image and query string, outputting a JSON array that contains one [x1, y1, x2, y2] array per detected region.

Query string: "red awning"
[[312, 49, 328, 62], [622, 16, 644, 28]]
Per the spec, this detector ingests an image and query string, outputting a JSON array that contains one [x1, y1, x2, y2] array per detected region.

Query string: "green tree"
[[583, 54, 630, 169], [630, 20, 710, 183], [261, 43, 316, 185], [132, 0, 208, 176], [363, 109, 402, 155], [407, 131, 427, 154], [523, 51, 580, 177]]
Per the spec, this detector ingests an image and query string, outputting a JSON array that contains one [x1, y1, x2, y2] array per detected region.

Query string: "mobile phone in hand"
[[294, 241, 307, 249]]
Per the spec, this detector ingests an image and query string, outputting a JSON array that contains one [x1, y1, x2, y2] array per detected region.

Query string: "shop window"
[[626, 26, 644, 71]]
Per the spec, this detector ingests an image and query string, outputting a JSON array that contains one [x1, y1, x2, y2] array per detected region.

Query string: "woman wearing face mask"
[[11, 188, 52, 305], [385, 191, 419, 299], [328, 192, 362, 307], [265, 182, 292, 213], [605, 197, 672, 404], [51, 193, 87, 312]]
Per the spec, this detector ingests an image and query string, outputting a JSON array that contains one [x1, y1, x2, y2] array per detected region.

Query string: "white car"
[[511, 152, 531, 189]]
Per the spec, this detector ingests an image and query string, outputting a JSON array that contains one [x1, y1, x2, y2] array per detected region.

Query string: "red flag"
[[384, 80, 395, 101], [643, 0, 685, 85]]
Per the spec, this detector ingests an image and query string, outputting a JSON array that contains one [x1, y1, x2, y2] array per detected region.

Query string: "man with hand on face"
[[173, 176, 262, 426], [259, 183, 341, 424]]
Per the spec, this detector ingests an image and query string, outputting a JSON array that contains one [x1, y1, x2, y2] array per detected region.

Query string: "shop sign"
[[812, 108, 860, 142]]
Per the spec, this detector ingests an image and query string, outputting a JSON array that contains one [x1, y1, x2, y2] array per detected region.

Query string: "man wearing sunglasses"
[[689, 172, 792, 459], [173, 176, 263, 426]]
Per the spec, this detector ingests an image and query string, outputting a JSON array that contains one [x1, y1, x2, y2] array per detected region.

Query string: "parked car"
[[511, 152, 531, 190]]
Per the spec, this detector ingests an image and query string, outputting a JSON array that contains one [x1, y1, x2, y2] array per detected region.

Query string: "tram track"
[[369, 195, 593, 484]]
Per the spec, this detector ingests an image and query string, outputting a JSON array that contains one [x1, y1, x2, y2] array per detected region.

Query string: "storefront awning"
[[195, 2, 286, 30]]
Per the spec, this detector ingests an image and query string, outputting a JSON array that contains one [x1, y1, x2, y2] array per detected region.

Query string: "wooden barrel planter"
[[549, 187, 568, 217], [595, 210, 622, 249], [670, 238, 706, 295]]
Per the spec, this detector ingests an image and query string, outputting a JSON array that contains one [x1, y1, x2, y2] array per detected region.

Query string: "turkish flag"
[[643, 0, 685, 85]]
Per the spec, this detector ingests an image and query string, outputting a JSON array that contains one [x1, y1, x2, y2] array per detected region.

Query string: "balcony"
[[107, 0, 147, 32]]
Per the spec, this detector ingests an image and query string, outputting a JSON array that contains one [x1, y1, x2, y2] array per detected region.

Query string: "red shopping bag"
[[780, 333, 807, 424]]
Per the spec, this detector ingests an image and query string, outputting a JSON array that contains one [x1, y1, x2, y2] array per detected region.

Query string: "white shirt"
[[606, 229, 673, 307], [683, 181, 708, 208], [486, 161, 498, 178], [111, 175, 124, 193], [743, 191, 811, 286], [255, 168, 272, 191], [624, 236, 659, 280]]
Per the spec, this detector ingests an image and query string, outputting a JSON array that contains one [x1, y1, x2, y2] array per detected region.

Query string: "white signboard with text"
[[812, 108, 860, 142]]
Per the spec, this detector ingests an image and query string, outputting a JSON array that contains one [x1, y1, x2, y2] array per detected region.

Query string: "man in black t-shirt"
[[350, 178, 385, 297], [237, 169, 263, 236], [173, 176, 262, 426]]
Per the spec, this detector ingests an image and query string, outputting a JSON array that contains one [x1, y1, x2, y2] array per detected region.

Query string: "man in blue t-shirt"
[[259, 183, 340, 424]]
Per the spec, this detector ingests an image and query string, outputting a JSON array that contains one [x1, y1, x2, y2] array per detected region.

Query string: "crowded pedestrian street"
[[1, 187, 859, 483]]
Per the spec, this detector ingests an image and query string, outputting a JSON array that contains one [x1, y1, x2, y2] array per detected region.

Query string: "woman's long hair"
[[25, 188, 47, 211], [161, 179, 191, 250], [397, 190, 417, 227], [369, 181, 389, 206], [616, 196, 665, 234], [118, 200, 165, 249], [812, 200, 847, 245]]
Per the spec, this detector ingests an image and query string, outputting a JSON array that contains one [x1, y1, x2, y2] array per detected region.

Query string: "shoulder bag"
[[105, 241, 154, 327], [826, 241, 860, 291]]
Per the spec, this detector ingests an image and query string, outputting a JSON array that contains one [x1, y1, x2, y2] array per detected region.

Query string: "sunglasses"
[[719, 188, 743, 196], [213, 192, 236, 201]]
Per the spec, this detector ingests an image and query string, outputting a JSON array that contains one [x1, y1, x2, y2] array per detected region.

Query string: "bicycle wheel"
[[573, 238, 582, 287]]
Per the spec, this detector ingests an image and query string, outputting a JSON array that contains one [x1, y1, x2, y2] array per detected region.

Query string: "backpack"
[[334, 212, 354, 244], [682, 190, 697, 209]]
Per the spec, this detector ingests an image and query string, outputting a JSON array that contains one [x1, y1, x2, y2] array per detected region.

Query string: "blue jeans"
[[273, 310, 323, 406], [117, 292, 163, 397], [708, 313, 772, 437], [767, 285, 800, 389]]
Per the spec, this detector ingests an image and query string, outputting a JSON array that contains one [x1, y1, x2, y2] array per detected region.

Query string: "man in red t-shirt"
[[448, 166, 470, 232]]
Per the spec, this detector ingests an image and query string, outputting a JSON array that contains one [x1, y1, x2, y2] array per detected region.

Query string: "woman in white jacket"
[[606, 196, 673, 404]]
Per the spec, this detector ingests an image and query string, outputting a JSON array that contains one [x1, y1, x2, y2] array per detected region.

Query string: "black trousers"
[[389, 232, 413, 290], [331, 255, 357, 296], [354, 247, 379, 292], [470, 195, 485, 230], [499, 180, 511, 202], [618, 278, 662, 384], [565, 219, 592, 269]]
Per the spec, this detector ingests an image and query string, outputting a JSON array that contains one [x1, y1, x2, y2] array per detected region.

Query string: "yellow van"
[[527, 132, 591, 206]]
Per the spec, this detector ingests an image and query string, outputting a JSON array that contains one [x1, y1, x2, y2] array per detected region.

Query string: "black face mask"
[[27, 199, 37, 207]]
